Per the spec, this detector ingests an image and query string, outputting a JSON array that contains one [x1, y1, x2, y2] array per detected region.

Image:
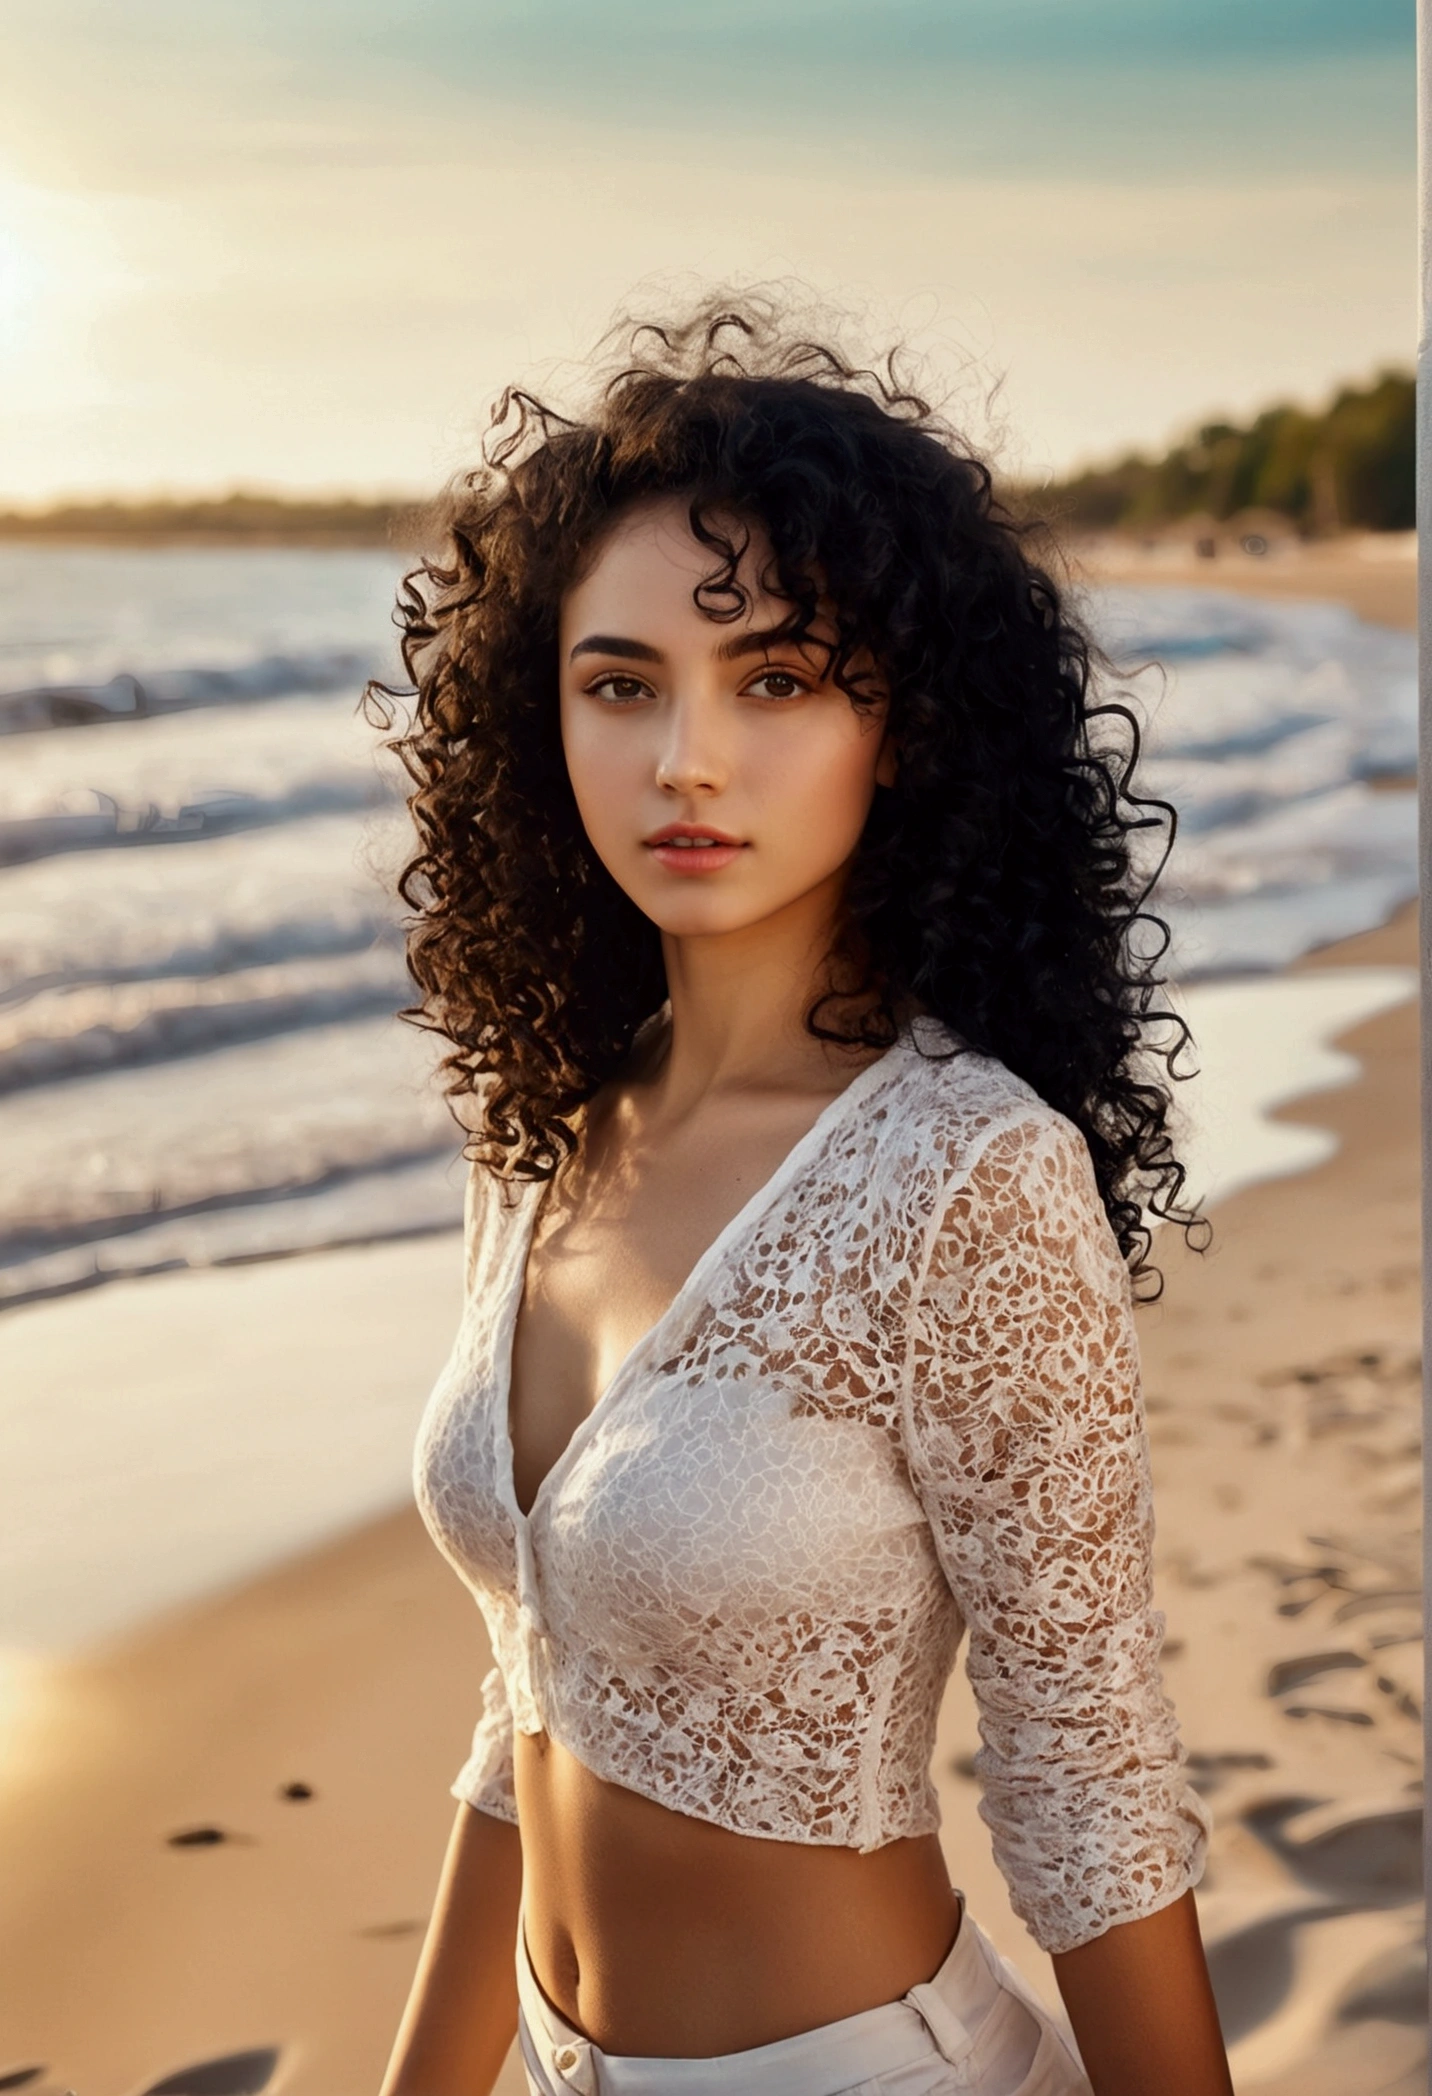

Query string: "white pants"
[[516, 1900, 1092, 2096]]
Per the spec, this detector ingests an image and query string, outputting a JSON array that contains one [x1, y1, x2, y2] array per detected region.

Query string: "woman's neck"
[[650, 876, 877, 1115]]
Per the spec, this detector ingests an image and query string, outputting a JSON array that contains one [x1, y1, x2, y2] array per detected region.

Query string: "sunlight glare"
[[0, 1648, 57, 1792], [0, 214, 45, 358]]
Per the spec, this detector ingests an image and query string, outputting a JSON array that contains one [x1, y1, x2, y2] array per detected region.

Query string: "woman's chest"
[[508, 1101, 864, 1519], [507, 1177, 709, 1520], [422, 1318, 928, 1627], [417, 1202, 927, 1610], [416, 1074, 947, 1612]]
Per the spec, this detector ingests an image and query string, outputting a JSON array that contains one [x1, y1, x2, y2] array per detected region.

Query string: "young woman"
[[378, 301, 1231, 2096]]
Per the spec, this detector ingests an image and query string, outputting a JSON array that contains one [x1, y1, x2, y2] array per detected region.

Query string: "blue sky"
[[360, 0, 1413, 89], [55, 0, 1409, 67], [346, 0, 1415, 180], [0, 0, 1415, 497]]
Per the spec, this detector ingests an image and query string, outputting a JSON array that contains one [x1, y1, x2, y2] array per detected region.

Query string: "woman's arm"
[[902, 1105, 1224, 2078], [380, 1801, 524, 2096], [1053, 1891, 1232, 2096]]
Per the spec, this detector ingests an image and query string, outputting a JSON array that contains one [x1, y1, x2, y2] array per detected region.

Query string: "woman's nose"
[[654, 697, 727, 796]]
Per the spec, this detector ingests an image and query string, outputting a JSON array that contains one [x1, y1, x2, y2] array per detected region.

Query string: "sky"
[[0, 0, 1415, 500]]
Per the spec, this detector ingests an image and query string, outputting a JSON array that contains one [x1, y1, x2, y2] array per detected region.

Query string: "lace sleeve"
[[904, 1105, 1210, 1954], [452, 1664, 518, 1824], [448, 1156, 518, 1824], [462, 1153, 486, 1295]]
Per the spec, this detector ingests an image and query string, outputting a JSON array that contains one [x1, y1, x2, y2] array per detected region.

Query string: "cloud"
[[2, 0, 1414, 185]]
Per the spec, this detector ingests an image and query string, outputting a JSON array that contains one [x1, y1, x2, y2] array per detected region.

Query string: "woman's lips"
[[644, 827, 747, 875]]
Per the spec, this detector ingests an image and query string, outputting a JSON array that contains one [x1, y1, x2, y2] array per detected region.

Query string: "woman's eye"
[[589, 673, 650, 703], [745, 669, 807, 701]]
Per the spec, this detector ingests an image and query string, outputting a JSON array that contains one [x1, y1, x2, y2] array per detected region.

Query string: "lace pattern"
[[414, 1030, 1209, 1951], [905, 1110, 1210, 1949], [455, 1665, 519, 1824]]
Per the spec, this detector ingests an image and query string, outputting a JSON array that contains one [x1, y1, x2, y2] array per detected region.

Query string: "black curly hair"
[[369, 295, 1200, 1290]]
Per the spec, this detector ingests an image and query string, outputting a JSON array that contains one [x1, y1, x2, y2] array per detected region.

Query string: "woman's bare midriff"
[[514, 1730, 962, 2059]]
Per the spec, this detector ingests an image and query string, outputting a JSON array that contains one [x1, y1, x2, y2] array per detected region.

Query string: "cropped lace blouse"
[[414, 1025, 1210, 1954]]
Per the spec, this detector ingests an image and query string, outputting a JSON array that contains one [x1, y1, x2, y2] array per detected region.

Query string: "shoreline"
[[0, 956, 1414, 1659], [1070, 533, 1417, 635]]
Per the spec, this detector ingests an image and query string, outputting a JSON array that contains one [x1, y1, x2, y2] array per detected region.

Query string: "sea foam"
[[0, 547, 1416, 1303]]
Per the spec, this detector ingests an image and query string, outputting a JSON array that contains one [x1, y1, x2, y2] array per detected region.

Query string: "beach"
[[1072, 531, 1417, 642], [0, 544, 1420, 2092]]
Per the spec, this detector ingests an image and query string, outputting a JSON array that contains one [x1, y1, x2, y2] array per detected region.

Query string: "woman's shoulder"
[[884, 1027, 1123, 1293], [888, 1018, 1078, 1165]]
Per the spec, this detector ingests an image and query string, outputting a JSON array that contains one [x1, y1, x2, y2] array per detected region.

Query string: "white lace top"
[[414, 1024, 1209, 1954]]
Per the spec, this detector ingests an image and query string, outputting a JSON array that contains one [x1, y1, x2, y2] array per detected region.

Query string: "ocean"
[[0, 543, 1417, 1315]]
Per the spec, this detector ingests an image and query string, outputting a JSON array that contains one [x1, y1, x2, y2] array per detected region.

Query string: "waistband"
[[516, 1895, 1022, 2096]]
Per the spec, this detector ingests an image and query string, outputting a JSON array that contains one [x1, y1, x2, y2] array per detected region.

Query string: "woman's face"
[[558, 498, 894, 943]]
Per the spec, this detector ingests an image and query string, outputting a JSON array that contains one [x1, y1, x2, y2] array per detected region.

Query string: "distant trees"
[[2, 372, 1415, 545], [0, 491, 414, 546], [1041, 368, 1414, 536]]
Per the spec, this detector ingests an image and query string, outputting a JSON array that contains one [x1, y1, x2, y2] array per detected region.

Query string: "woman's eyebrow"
[[568, 627, 825, 666], [568, 634, 664, 663]]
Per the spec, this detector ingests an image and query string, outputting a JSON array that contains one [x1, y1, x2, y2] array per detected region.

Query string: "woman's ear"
[[875, 735, 899, 789]]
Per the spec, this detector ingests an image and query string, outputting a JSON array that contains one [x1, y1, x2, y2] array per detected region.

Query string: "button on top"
[[554, 2044, 579, 2073]]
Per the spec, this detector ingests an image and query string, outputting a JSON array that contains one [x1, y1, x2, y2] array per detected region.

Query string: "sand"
[[0, 1237, 471, 1652], [1071, 532, 1417, 637]]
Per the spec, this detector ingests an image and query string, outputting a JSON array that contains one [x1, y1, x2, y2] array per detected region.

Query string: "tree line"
[[0, 370, 1415, 543], [1036, 368, 1413, 537], [0, 491, 413, 546]]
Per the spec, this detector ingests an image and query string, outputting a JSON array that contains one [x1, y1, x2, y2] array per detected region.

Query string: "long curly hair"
[[369, 295, 1200, 1290]]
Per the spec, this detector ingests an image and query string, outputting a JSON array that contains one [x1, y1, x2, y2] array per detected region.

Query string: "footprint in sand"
[[1208, 1794, 1425, 2053], [137, 2048, 280, 2095], [1336, 1935, 1428, 2026], [165, 1826, 254, 1848], [1206, 1898, 1428, 2054], [1245, 1795, 1423, 1905], [1266, 1650, 1366, 1697], [0, 2072, 60, 2093], [1205, 1902, 1354, 2047], [1184, 1749, 1273, 1796]]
